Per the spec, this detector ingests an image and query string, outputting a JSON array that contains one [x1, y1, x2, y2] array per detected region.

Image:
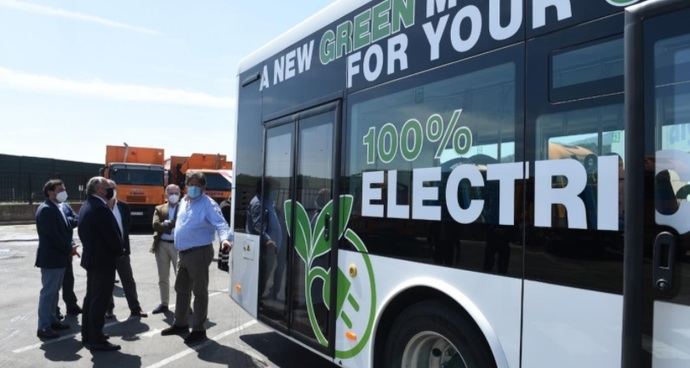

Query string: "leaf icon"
[[311, 199, 334, 262], [337, 195, 354, 240], [284, 199, 311, 264]]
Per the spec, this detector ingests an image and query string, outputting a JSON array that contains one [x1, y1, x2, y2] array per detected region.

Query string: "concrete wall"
[[0, 203, 82, 224]]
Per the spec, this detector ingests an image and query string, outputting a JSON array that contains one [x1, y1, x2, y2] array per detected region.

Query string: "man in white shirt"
[[150, 184, 181, 314]]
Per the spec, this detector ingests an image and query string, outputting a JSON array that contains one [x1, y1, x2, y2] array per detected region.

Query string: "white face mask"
[[168, 194, 180, 204], [56, 191, 68, 203]]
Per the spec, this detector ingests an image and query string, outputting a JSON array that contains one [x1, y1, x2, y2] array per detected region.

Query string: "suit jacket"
[[77, 196, 124, 271], [35, 200, 73, 268], [151, 202, 177, 252]]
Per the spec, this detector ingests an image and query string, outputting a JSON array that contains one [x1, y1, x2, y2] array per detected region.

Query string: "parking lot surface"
[[0, 224, 338, 368]]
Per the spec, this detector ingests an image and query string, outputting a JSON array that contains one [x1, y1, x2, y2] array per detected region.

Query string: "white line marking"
[[140, 328, 162, 338], [144, 320, 258, 368], [11, 319, 120, 353], [11, 289, 228, 354]]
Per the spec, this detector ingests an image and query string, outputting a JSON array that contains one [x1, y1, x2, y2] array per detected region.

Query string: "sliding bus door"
[[259, 102, 340, 355], [625, 2, 690, 367]]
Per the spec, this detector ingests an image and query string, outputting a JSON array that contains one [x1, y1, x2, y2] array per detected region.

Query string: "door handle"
[[653, 231, 676, 292], [324, 213, 331, 241]]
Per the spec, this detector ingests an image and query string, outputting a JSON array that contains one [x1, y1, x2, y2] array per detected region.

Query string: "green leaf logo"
[[283, 194, 376, 354]]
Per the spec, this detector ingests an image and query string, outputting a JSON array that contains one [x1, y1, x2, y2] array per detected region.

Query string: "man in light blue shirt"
[[161, 172, 232, 344]]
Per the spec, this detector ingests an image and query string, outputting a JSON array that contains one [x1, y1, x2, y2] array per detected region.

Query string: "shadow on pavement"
[[91, 350, 142, 368], [106, 317, 150, 342], [193, 339, 266, 368], [40, 335, 83, 362], [240, 332, 338, 368]]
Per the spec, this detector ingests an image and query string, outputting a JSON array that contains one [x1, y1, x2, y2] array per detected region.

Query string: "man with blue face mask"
[[161, 172, 233, 344]]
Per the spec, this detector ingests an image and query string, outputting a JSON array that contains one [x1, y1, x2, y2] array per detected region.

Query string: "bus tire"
[[381, 300, 496, 368]]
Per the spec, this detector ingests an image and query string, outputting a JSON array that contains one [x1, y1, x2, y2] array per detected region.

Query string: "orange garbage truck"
[[166, 153, 232, 204], [102, 145, 166, 226]]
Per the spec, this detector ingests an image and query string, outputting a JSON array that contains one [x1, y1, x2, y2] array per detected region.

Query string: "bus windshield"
[[110, 165, 164, 186], [204, 173, 232, 191]]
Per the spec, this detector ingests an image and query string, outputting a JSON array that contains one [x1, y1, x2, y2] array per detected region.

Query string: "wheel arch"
[[370, 277, 509, 368]]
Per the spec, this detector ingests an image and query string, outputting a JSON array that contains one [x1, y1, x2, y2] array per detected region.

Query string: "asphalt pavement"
[[0, 224, 338, 368]]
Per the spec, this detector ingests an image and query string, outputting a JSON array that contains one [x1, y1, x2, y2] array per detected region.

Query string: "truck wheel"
[[381, 300, 496, 368]]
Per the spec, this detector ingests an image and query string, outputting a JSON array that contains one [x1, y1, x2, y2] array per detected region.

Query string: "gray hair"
[[107, 179, 117, 188], [166, 184, 180, 193], [185, 172, 206, 187], [85, 176, 108, 195]]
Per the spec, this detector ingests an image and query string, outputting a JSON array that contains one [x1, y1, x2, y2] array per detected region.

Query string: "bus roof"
[[237, 0, 368, 74]]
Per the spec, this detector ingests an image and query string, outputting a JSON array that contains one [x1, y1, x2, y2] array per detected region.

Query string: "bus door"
[[259, 101, 340, 355], [624, 1, 690, 367]]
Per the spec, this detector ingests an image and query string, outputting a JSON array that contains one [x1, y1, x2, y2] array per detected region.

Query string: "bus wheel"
[[382, 300, 496, 368]]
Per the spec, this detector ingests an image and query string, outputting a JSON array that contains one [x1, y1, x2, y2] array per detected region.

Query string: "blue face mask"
[[187, 186, 202, 199]]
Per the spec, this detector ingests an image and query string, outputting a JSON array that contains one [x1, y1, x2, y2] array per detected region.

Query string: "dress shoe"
[[87, 341, 121, 351], [151, 304, 169, 314], [161, 325, 189, 336], [51, 322, 70, 330], [130, 310, 148, 318], [37, 328, 59, 339], [184, 330, 207, 344], [104, 311, 116, 320], [66, 306, 82, 315]]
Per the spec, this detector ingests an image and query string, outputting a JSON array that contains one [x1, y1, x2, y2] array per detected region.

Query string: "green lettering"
[[371, 0, 391, 43], [320, 30, 336, 65], [392, 0, 415, 34], [336, 20, 353, 59], [353, 9, 372, 51]]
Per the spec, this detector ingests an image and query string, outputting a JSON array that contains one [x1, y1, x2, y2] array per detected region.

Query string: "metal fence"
[[0, 172, 94, 204]]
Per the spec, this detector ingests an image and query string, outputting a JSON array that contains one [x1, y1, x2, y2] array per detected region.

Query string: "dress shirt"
[[174, 194, 233, 251], [160, 204, 177, 242], [111, 202, 124, 235]]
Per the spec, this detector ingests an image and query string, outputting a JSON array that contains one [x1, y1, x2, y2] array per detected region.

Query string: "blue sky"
[[0, 0, 335, 164]]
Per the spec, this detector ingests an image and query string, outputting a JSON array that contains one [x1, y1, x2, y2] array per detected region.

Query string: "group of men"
[[34, 172, 233, 351]]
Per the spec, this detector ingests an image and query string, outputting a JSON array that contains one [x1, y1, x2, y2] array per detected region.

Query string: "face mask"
[[56, 191, 68, 203], [105, 187, 115, 200], [168, 194, 180, 204], [187, 186, 202, 199]]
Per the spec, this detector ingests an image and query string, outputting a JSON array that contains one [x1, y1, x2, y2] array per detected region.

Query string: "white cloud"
[[0, 0, 160, 35], [0, 66, 234, 109]]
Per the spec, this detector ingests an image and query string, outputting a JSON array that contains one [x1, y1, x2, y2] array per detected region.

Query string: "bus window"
[[344, 46, 523, 274], [551, 37, 623, 102]]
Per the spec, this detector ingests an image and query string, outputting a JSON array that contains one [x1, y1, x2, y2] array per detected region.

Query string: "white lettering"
[[597, 155, 619, 231], [273, 56, 284, 85], [387, 33, 408, 75], [532, 0, 572, 29], [260, 65, 270, 91], [363, 44, 384, 82], [450, 5, 482, 53], [285, 50, 296, 80], [297, 40, 314, 73], [412, 167, 441, 221], [446, 164, 485, 224], [489, 0, 522, 40], [387, 170, 409, 219], [426, 0, 457, 18], [534, 159, 587, 229], [347, 52, 362, 88], [486, 162, 524, 226], [422, 15, 449, 61], [362, 171, 384, 218]]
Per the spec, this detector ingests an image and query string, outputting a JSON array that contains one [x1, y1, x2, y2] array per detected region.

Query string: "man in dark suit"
[[35, 179, 73, 339], [78, 176, 124, 351], [105, 179, 147, 319]]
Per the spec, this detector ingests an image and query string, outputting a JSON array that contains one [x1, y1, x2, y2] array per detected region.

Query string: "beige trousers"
[[155, 240, 178, 306]]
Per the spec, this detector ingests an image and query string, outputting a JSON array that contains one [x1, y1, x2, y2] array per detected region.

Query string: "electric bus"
[[230, 0, 690, 367]]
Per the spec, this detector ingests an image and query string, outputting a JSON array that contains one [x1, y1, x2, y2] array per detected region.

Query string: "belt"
[[160, 239, 174, 244], [179, 244, 211, 255]]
